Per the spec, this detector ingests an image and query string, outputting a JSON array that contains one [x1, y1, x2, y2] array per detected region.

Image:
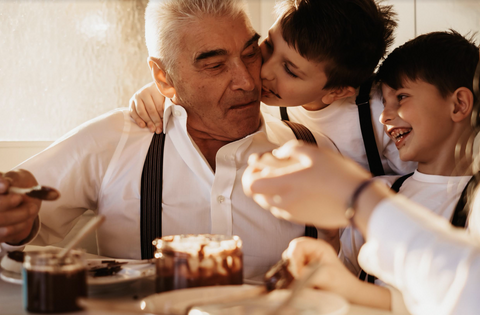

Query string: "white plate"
[[0, 259, 155, 288], [140, 285, 350, 315], [86, 259, 155, 286], [0, 270, 22, 285]]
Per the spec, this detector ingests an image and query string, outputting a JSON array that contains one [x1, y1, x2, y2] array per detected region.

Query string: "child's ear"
[[148, 57, 176, 99], [451, 87, 474, 123], [321, 86, 356, 105]]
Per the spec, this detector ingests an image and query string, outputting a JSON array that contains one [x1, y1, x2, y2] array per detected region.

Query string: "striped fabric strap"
[[280, 107, 289, 121], [390, 172, 414, 193], [282, 120, 317, 146], [356, 78, 385, 176], [451, 173, 479, 228], [140, 132, 166, 259], [281, 120, 318, 239]]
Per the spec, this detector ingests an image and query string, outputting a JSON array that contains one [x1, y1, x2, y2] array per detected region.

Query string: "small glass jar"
[[23, 249, 87, 313], [153, 234, 243, 293]]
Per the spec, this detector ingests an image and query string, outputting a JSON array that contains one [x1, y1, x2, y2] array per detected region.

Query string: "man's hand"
[[129, 82, 166, 134], [0, 170, 57, 244]]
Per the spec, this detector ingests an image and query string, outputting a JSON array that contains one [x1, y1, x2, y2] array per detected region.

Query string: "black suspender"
[[356, 78, 385, 177], [390, 172, 414, 193], [140, 133, 166, 259], [280, 120, 318, 239], [280, 107, 289, 121], [282, 120, 317, 145]]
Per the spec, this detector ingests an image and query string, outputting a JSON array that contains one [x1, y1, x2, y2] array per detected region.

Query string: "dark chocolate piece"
[[264, 259, 294, 291], [7, 251, 25, 263]]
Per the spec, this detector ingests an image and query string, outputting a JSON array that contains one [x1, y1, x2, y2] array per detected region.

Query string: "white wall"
[[0, 141, 52, 171], [0, 0, 151, 141], [387, 0, 480, 51]]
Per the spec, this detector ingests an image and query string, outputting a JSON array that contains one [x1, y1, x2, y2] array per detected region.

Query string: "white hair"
[[145, 0, 249, 75]]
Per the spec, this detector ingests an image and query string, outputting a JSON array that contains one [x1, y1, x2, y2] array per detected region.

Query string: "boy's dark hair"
[[276, 0, 397, 89], [376, 30, 479, 100]]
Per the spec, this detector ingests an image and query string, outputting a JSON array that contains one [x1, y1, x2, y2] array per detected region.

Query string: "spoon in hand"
[[8, 185, 60, 200]]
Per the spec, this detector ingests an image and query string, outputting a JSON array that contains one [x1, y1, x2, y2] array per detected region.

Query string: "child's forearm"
[[347, 280, 392, 310]]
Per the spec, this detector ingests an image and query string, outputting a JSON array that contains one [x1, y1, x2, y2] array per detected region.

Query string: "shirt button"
[[217, 195, 225, 203], [173, 110, 182, 117]]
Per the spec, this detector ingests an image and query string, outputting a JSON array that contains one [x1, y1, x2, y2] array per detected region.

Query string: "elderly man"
[[0, 0, 335, 280]]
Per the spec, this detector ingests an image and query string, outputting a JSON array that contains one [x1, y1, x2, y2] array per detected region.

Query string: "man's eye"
[[245, 47, 260, 59], [397, 94, 407, 102], [206, 63, 224, 70], [283, 64, 298, 78]]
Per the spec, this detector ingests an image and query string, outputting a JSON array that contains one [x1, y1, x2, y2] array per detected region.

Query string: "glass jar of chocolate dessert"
[[23, 249, 87, 313], [153, 234, 243, 292]]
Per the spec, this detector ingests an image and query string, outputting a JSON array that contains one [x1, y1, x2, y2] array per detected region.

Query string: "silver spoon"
[[57, 215, 105, 260]]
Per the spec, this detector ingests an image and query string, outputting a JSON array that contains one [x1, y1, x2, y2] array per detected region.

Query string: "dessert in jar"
[[153, 234, 243, 292], [23, 249, 87, 313]]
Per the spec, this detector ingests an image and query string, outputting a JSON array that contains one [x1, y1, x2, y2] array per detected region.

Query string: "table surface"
[[0, 246, 394, 315]]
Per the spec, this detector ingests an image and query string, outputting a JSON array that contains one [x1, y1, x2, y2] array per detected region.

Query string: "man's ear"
[[451, 87, 474, 123], [148, 56, 176, 99], [321, 86, 356, 105]]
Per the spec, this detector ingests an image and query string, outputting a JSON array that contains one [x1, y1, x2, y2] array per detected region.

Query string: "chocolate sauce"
[[154, 235, 243, 293], [24, 269, 87, 313], [23, 249, 87, 314], [156, 252, 243, 292]]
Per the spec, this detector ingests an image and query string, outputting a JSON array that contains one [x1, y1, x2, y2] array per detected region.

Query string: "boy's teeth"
[[390, 129, 411, 140]]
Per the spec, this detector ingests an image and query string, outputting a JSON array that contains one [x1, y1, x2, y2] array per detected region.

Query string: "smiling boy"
[[336, 30, 480, 313]]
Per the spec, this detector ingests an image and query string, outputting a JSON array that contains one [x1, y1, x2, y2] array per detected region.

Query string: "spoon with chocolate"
[[8, 185, 59, 200]]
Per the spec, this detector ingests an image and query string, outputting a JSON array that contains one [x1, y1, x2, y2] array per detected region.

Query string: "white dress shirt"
[[359, 195, 480, 315], [261, 86, 417, 175], [10, 99, 337, 281]]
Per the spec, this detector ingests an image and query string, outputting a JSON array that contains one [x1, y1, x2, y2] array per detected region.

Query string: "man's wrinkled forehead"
[[193, 33, 260, 64]]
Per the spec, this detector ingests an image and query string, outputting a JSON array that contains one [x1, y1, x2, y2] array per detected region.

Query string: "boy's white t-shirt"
[[340, 171, 472, 276], [340, 171, 471, 314], [260, 87, 417, 175]]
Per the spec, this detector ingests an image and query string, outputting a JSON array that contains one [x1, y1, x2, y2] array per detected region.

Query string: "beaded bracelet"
[[345, 179, 376, 225]]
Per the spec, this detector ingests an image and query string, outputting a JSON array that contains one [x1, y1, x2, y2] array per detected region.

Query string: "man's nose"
[[231, 60, 256, 91]]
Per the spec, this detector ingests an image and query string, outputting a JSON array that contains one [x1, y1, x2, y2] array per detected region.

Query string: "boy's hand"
[[282, 237, 361, 299], [129, 82, 166, 134], [283, 237, 392, 310]]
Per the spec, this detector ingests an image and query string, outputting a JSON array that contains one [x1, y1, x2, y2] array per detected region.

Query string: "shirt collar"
[[163, 98, 184, 134]]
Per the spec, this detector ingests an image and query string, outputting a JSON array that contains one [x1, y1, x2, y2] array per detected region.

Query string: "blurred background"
[[0, 0, 479, 169]]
